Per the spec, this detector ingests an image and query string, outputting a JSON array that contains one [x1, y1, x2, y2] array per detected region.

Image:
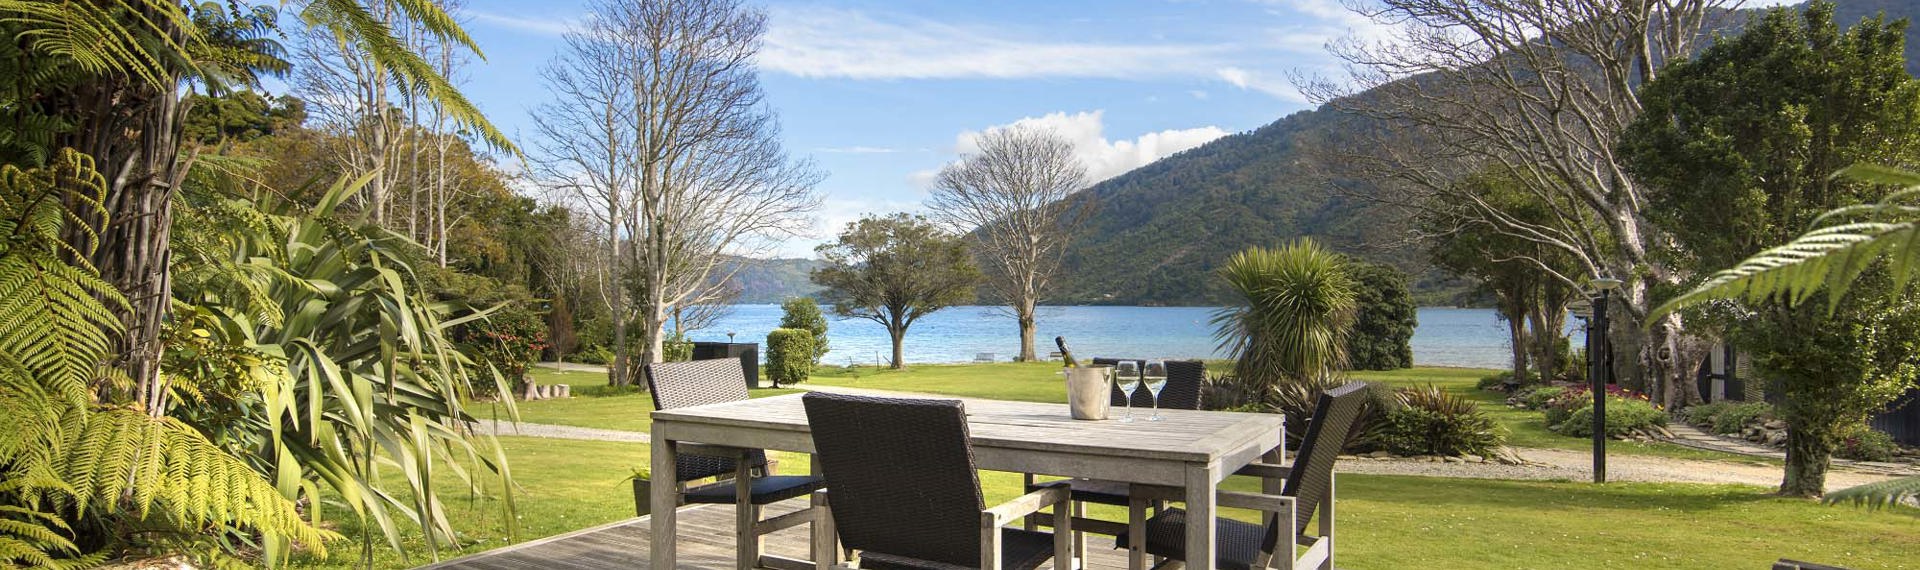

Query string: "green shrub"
[[1552, 397, 1669, 438], [780, 298, 830, 362], [1476, 371, 1514, 391], [1374, 384, 1504, 456], [766, 328, 816, 387], [1712, 402, 1774, 435], [1681, 401, 1735, 428], [571, 345, 614, 365], [663, 331, 694, 362], [1835, 424, 1899, 462], [1522, 386, 1566, 410]]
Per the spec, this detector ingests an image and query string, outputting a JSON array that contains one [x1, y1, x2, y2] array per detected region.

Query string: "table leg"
[[651, 432, 679, 570], [1185, 463, 1219, 570]]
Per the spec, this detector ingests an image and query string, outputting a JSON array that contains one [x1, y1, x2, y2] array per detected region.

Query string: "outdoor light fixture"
[[1588, 276, 1621, 483]]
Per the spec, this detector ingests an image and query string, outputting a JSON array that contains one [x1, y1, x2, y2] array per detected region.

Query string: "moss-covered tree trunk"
[[1781, 425, 1831, 497]]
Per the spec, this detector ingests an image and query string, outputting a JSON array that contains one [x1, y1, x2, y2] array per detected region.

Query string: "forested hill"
[[1046, 0, 1920, 307]]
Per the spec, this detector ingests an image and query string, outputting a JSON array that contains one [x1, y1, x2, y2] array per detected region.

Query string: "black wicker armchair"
[[802, 392, 1073, 570], [1114, 380, 1369, 570], [644, 359, 829, 570]]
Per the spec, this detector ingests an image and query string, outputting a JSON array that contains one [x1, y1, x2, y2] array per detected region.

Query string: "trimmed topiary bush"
[[1520, 386, 1566, 410], [765, 328, 815, 387], [1681, 401, 1735, 428], [1374, 384, 1504, 457]]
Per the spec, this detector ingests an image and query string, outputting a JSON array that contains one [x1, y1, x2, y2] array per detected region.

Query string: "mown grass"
[[292, 436, 1918, 570], [478, 367, 799, 433]]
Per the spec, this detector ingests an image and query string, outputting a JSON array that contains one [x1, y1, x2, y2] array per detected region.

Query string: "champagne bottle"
[[1054, 336, 1080, 368]]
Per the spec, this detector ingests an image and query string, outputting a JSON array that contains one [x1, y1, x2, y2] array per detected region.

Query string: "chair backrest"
[[803, 392, 986, 568], [645, 359, 764, 481], [1269, 381, 1369, 547], [1098, 358, 1204, 410]]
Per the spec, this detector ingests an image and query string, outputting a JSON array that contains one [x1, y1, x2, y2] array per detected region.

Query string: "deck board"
[[418, 502, 1138, 570]]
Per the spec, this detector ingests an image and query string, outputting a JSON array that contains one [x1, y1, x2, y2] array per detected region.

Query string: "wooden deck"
[[417, 501, 1138, 570]]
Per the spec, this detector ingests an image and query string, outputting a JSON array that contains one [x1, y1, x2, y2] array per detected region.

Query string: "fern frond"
[[1824, 475, 1920, 510], [1651, 165, 1920, 320]]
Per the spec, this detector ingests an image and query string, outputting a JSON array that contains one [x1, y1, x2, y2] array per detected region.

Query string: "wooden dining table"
[[648, 392, 1287, 570]]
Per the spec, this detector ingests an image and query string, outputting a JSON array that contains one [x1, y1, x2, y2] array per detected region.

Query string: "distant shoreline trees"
[[812, 214, 982, 370]]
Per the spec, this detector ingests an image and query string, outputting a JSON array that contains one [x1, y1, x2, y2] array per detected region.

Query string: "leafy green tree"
[[812, 214, 981, 370], [1622, 2, 1920, 496], [780, 297, 830, 363], [1345, 261, 1417, 370], [765, 328, 815, 387], [1424, 169, 1583, 385], [182, 90, 306, 146], [1212, 239, 1356, 400]]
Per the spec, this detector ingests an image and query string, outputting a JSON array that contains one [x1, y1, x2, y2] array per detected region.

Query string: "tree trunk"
[[1507, 316, 1530, 384], [888, 327, 906, 370], [1780, 425, 1830, 497], [1016, 301, 1037, 362], [1526, 306, 1556, 381]]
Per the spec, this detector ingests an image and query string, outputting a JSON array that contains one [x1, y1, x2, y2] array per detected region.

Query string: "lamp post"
[[1589, 276, 1622, 483]]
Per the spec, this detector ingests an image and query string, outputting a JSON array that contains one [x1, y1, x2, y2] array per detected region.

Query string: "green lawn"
[[292, 436, 1919, 570], [483, 367, 799, 433]]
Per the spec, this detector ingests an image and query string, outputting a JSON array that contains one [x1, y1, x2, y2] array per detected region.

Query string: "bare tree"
[[530, 10, 641, 385], [928, 126, 1090, 361], [533, 0, 821, 385], [296, 7, 405, 224], [1300, 0, 1734, 400]]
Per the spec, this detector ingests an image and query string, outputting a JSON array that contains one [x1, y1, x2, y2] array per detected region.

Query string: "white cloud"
[[467, 10, 577, 36], [940, 111, 1231, 185], [1215, 66, 1305, 102], [760, 7, 1233, 80], [815, 146, 903, 154]]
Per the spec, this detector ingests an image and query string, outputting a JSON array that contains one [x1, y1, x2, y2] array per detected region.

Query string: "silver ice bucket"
[[1063, 365, 1114, 420]]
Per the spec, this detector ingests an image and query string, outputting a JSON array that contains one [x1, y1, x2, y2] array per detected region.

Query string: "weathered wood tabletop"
[[649, 392, 1286, 570]]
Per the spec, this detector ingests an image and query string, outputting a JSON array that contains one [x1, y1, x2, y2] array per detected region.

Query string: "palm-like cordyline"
[[1652, 164, 1920, 509], [1212, 239, 1356, 402]]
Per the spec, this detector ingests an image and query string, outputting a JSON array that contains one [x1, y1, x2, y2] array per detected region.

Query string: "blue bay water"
[[697, 306, 1581, 370]]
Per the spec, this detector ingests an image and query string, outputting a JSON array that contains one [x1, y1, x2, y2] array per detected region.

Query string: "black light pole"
[[1590, 277, 1622, 483]]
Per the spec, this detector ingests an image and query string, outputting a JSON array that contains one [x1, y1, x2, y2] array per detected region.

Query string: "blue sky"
[[447, 0, 1384, 256]]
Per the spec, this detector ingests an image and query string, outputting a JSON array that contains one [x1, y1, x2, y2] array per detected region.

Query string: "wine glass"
[[1113, 361, 1141, 423], [1143, 359, 1168, 421]]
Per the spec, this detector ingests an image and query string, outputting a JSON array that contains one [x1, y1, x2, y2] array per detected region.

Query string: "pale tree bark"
[[929, 126, 1090, 362], [296, 5, 409, 225], [1303, 0, 1733, 402], [532, 14, 642, 386], [606, 0, 821, 377]]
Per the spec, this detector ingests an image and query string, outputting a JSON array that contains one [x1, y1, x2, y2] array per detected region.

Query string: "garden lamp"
[[1589, 276, 1621, 483]]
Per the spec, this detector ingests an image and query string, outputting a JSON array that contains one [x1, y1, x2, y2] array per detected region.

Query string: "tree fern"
[[1651, 165, 1920, 319], [0, 150, 334, 567], [1823, 476, 1920, 510]]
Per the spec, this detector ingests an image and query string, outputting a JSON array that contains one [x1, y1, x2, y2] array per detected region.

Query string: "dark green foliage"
[[182, 91, 306, 146], [1345, 261, 1416, 370], [571, 345, 615, 366], [1375, 385, 1504, 457], [765, 328, 815, 387], [1213, 239, 1356, 399], [1834, 423, 1899, 462], [1518, 386, 1566, 411], [1681, 401, 1778, 435], [1552, 398, 1670, 438], [1476, 372, 1513, 392], [780, 297, 830, 362], [1622, 1, 1920, 495]]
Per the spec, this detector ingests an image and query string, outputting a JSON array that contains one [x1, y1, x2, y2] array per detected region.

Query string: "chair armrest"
[[1235, 462, 1292, 480], [983, 485, 1070, 528], [1217, 490, 1296, 513]]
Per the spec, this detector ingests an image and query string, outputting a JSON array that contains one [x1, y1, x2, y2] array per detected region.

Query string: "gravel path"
[[473, 419, 649, 443], [1337, 447, 1901, 490]]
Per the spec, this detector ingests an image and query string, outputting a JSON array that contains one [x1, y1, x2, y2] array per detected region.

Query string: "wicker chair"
[[1024, 360, 1207, 559], [1114, 380, 1369, 570], [644, 359, 829, 570], [802, 392, 1073, 570]]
